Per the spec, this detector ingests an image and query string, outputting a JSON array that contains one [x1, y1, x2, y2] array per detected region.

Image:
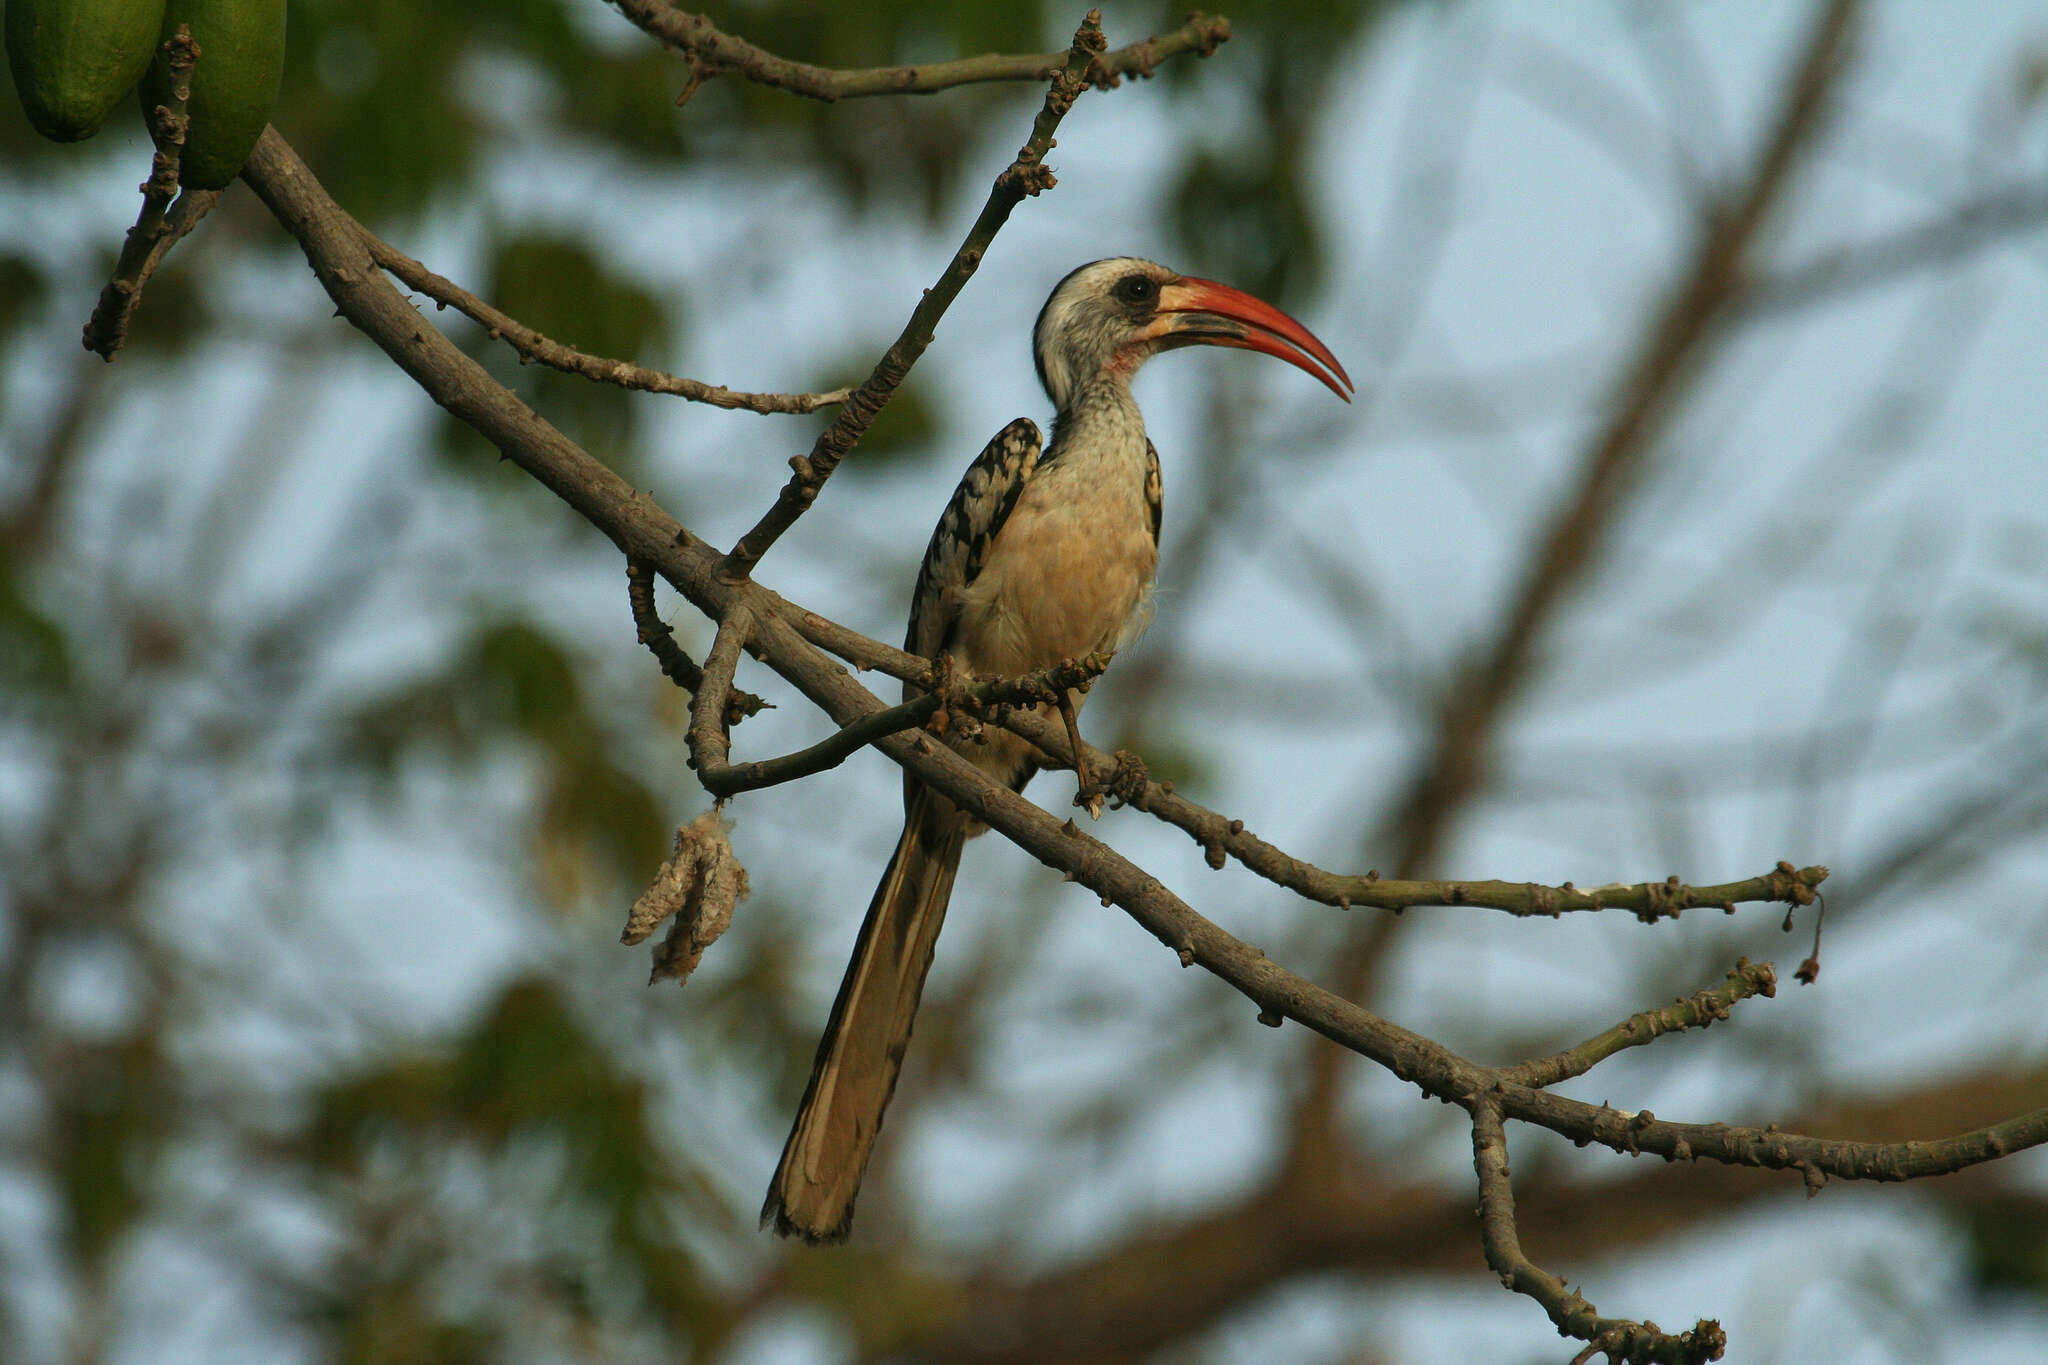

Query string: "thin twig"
[[607, 1, 1229, 102], [1506, 959, 1778, 1088], [696, 653, 1110, 799], [687, 606, 752, 778], [1472, 1098, 1727, 1365], [626, 558, 769, 721], [719, 11, 1109, 578], [360, 230, 849, 414], [84, 28, 218, 360]]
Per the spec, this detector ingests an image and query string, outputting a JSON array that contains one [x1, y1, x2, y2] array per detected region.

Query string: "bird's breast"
[[951, 446, 1158, 678]]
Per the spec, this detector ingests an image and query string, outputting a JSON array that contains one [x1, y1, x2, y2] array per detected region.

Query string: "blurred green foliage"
[[1967, 1197, 2048, 1298], [0, 249, 46, 331], [51, 1032, 171, 1272], [346, 618, 669, 891], [298, 976, 724, 1358], [0, 545, 72, 691], [437, 232, 672, 475]]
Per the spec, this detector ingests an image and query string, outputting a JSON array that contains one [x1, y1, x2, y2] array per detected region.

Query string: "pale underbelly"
[[950, 509, 1157, 678]]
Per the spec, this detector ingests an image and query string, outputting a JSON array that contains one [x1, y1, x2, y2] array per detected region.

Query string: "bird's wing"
[[906, 417, 1043, 658], [1144, 438, 1163, 547]]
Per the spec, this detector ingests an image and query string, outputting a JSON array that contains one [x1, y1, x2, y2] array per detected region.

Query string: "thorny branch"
[[242, 117, 2048, 1365], [83, 27, 218, 360], [607, 1, 1229, 102], [719, 12, 1109, 578]]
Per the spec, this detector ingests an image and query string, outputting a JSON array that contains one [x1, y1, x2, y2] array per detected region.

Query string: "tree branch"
[[694, 653, 1109, 799], [1506, 959, 1778, 1088], [861, 1066, 2048, 1362], [1472, 1099, 1727, 1365], [83, 27, 217, 360], [359, 229, 850, 414], [719, 11, 1107, 578], [627, 557, 770, 718], [685, 605, 752, 778], [780, 599, 1834, 920], [607, 1, 1229, 102]]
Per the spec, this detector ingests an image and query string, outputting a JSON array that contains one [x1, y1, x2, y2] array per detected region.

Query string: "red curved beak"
[[1145, 276, 1353, 401]]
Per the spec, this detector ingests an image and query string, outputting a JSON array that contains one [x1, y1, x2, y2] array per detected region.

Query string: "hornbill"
[[763, 257, 1351, 1243]]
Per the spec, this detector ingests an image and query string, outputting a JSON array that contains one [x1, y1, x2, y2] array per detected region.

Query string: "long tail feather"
[[762, 788, 966, 1243]]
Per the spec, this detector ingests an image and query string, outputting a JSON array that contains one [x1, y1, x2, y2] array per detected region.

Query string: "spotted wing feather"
[[1144, 438, 1163, 546], [906, 417, 1043, 658]]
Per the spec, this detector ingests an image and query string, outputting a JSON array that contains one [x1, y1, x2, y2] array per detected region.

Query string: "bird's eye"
[[1113, 274, 1159, 305]]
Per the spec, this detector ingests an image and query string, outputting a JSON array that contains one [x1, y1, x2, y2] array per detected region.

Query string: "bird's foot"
[[923, 654, 961, 735], [1073, 749, 1147, 819], [1053, 687, 1106, 819], [1105, 749, 1149, 809], [1073, 781, 1107, 821]]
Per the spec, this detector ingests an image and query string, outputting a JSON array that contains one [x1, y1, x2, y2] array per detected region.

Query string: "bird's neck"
[[1048, 373, 1146, 466]]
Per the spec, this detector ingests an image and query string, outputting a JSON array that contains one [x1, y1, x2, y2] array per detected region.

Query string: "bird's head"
[[1031, 257, 1352, 412]]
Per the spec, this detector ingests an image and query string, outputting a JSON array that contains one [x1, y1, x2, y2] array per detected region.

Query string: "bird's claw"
[[1073, 779, 1107, 821], [1106, 749, 1149, 808], [922, 655, 962, 735], [1072, 750, 1145, 820]]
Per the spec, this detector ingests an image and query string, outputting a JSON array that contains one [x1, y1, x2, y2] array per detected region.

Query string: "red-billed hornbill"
[[763, 257, 1351, 1243]]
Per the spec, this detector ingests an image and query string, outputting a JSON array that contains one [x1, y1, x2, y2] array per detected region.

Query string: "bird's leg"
[[924, 653, 960, 735], [1105, 748, 1149, 809], [1056, 688, 1106, 820]]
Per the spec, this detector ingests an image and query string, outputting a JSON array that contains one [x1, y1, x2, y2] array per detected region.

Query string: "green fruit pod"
[[139, 0, 284, 190], [6, 0, 169, 142]]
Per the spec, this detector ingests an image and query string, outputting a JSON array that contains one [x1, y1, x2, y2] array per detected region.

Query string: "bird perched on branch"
[[763, 257, 1351, 1243]]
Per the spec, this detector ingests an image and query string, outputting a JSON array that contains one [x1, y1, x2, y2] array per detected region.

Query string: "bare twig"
[[695, 653, 1110, 799], [686, 606, 753, 778], [719, 12, 1108, 578], [626, 558, 769, 720], [1472, 1099, 1727, 1365], [359, 230, 850, 414], [1507, 959, 1778, 1088], [83, 28, 219, 360], [607, 1, 1229, 101]]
